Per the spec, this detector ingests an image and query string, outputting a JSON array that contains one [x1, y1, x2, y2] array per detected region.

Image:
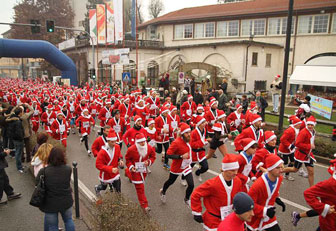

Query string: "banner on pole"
[[131, 0, 136, 39], [114, 0, 123, 42], [96, 4, 106, 44], [89, 9, 97, 45], [106, 1, 115, 44], [178, 72, 185, 84], [308, 94, 333, 120], [102, 48, 130, 65]]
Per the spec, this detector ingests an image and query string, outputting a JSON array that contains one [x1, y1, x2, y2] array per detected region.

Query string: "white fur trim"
[[196, 118, 206, 127], [306, 121, 316, 126], [212, 126, 221, 132], [321, 204, 330, 218], [136, 137, 146, 143], [192, 211, 202, 216], [252, 117, 262, 124], [218, 113, 226, 119], [222, 161, 239, 171], [243, 140, 257, 151], [135, 117, 142, 123], [181, 128, 191, 135], [267, 159, 284, 171], [148, 120, 155, 126], [265, 134, 277, 144], [106, 137, 117, 141]]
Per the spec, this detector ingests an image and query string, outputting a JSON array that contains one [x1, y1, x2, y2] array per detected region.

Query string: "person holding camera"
[[270, 75, 282, 113]]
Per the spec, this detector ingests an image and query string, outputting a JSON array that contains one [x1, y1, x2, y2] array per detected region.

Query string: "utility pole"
[[278, 0, 294, 131]]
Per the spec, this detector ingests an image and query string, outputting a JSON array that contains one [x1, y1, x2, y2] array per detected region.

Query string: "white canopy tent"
[[289, 65, 336, 87]]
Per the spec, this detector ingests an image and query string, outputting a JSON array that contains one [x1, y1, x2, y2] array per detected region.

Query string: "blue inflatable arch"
[[0, 38, 77, 85]]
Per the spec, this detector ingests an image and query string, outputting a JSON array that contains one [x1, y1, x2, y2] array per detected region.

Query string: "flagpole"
[[135, 0, 139, 88]]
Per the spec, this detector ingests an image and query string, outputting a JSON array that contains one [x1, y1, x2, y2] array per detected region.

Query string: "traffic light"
[[91, 68, 96, 79], [46, 20, 55, 33], [30, 20, 40, 34]]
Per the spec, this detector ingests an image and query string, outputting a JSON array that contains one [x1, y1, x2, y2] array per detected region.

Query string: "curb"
[[314, 155, 332, 166]]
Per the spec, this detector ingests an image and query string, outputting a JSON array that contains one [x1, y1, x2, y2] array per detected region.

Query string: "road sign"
[[178, 72, 185, 84], [122, 72, 131, 82]]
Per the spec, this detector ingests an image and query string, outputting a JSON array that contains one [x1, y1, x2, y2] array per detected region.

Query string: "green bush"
[[91, 192, 162, 231]]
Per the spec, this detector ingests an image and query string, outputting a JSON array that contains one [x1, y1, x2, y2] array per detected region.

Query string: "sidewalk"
[[0, 157, 90, 231]]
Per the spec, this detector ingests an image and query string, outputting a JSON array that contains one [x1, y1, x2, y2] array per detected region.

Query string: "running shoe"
[[180, 179, 187, 186], [291, 211, 300, 227], [284, 175, 295, 181], [184, 198, 191, 208], [159, 188, 166, 204], [163, 163, 170, 170]]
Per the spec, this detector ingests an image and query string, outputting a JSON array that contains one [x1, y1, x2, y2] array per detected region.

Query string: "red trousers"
[[134, 183, 148, 209], [32, 121, 39, 133]]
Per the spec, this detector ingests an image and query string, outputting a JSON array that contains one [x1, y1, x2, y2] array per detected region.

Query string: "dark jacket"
[[0, 140, 8, 170], [6, 114, 24, 141], [220, 82, 228, 94], [194, 93, 204, 106], [36, 165, 73, 213], [218, 93, 228, 111]]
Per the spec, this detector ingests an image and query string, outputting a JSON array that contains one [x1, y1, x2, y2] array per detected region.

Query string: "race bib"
[[163, 124, 169, 131], [171, 121, 178, 129], [186, 109, 192, 116], [211, 120, 215, 125], [113, 125, 121, 133], [150, 104, 156, 110], [181, 158, 192, 169], [220, 205, 233, 220], [91, 109, 96, 114], [135, 162, 146, 173], [106, 111, 111, 119], [149, 140, 156, 147], [242, 163, 252, 176], [70, 106, 74, 111], [34, 110, 39, 116], [235, 119, 241, 127], [83, 122, 90, 128], [59, 124, 65, 133]]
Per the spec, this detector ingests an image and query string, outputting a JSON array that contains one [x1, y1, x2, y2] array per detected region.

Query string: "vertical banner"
[[106, 1, 115, 44], [114, 0, 123, 42], [89, 9, 97, 45], [96, 4, 106, 44], [131, 0, 136, 39]]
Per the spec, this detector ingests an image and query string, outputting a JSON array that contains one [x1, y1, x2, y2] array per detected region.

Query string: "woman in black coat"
[[35, 147, 74, 231]]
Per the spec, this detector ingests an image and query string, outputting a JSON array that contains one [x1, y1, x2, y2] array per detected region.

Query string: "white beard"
[[136, 142, 148, 158]]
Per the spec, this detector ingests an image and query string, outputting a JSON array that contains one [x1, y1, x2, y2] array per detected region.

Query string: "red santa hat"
[[217, 110, 226, 119], [195, 115, 206, 127], [150, 90, 156, 95], [134, 115, 142, 124], [241, 138, 257, 151], [222, 154, 239, 171], [329, 155, 336, 175], [236, 104, 242, 110], [170, 106, 177, 112], [265, 154, 283, 171], [105, 99, 112, 104], [135, 133, 146, 143], [251, 114, 262, 124], [147, 118, 155, 126], [56, 111, 64, 117], [197, 104, 204, 111], [210, 100, 218, 107], [106, 130, 118, 141], [289, 115, 302, 126], [306, 116, 316, 126], [210, 97, 216, 102], [180, 122, 191, 135], [212, 123, 222, 132], [250, 101, 257, 110], [275, 74, 281, 79], [161, 107, 170, 114], [85, 95, 90, 101], [188, 95, 193, 100], [47, 105, 53, 110], [264, 131, 277, 144]]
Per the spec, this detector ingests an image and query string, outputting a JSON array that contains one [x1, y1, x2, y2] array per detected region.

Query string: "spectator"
[[217, 89, 228, 111], [164, 73, 170, 91], [184, 75, 191, 93], [20, 103, 34, 162], [164, 90, 170, 99], [270, 75, 282, 113], [241, 95, 249, 114], [0, 138, 22, 205], [194, 89, 204, 106], [209, 88, 219, 100], [170, 87, 177, 106], [31, 143, 53, 177], [36, 147, 75, 231], [2, 106, 14, 157], [220, 78, 228, 95], [255, 91, 268, 121], [30, 132, 49, 158], [181, 90, 189, 105], [190, 76, 195, 97], [6, 107, 25, 173], [141, 85, 147, 96]]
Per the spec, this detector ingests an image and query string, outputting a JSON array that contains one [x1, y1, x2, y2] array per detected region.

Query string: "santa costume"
[[98, 100, 112, 134], [76, 109, 95, 155], [227, 104, 245, 132], [51, 112, 68, 147], [180, 95, 196, 123], [125, 133, 156, 212], [118, 97, 132, 130], [191, 154, 242, 230], [167, 106, 180, 140], [155, 107, 172, 168], [95, 131, 123, 194], [204, 100, 219, 137], [107, 111, 126, 149], [146, 90, 160, 118], [31, 100, 42, 133], [133, 99, 148, 127], [145, 118, 157, 148], [41, 105, 56, 135]]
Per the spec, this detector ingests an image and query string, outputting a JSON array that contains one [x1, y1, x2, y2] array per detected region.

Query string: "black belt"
[[299, 149, 308, 155], [192, 148, 205, 152], [208, 211, 221, 219]]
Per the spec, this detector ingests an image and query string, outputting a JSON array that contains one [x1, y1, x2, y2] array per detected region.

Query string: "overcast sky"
[[0, 0, 218, 37]]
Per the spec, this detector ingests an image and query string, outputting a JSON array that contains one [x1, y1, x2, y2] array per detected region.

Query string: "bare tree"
[[148, 0, 164, 19], [137, 0, 144, 24]]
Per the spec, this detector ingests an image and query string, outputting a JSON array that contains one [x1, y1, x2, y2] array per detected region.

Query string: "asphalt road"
[[65, 127, 329, 231]]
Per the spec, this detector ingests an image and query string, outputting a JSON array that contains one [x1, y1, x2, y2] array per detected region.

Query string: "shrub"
[[91, 192, 162, 231], [29, 132, 66, 153]]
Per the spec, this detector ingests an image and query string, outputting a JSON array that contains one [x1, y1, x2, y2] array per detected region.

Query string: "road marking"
[[315, 163, 328, 169], [196, 164, 311, 212], [71, 174, 97, 202]]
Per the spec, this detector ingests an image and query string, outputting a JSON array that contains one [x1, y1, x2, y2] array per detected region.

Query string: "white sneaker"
[[147, 167, 151, 174], [181, 179, 187, 186], [184, 198, 191, 208], [197, 175, 203, 182], [88, 150, 92, 156], [284, 175, 295, 181], [299, 168, 308, 178], [159, 189, 166, 204], [298, 168, 304, 176], [144, 207, 151, 215]]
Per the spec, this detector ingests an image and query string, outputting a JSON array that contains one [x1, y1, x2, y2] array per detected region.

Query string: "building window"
[[147, 61, 159, 86], [281, 17, 295, 34], [268, 17, 295, 35], [252, 52, 258, 66], [241, 19, 266, 36], [298, 14, 329, 34], [332, 13, 336, 33], [174, 24, 193, 39], [254, 80, 267, 90], [217, 20, 239, 37], [266, 54, 271, 67], [195, 22, 215, 38]]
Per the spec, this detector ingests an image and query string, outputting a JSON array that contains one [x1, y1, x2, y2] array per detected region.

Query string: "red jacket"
[[237, 152, 256, 191], [51, 118, 68, 141], [247, 174, 283, 231], [166, 137, 192, 175], [252, 148, 277, 178], [191, 175, 242, 230], [75, 115, 95, 136], [181, 101, 196, 121], [234, 126, 264, 152], [125, 144, 156, 184], [294, 127, 316, 163], [96, 144, 122, 183], [205, 109, 218, 133], [190, 127, 207, 163], [107, 117, 126, 144], [155, 115, 172, 143], [167, 113, 180, 139], [146, 96, 160, 116], [133, 105, 148, 127], [91, 136, 108, 157], [145, 127, 157, 147], [98, 106, 112, 127], [279, 125, 298, 154], [304, 175, 336, 231], [75, 104, 87, 117], [122, 127, 147, 147], [227, 111, 245, 131]]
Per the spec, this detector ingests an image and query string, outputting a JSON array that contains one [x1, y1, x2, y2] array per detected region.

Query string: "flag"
[[89, 9, 97, 45]]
